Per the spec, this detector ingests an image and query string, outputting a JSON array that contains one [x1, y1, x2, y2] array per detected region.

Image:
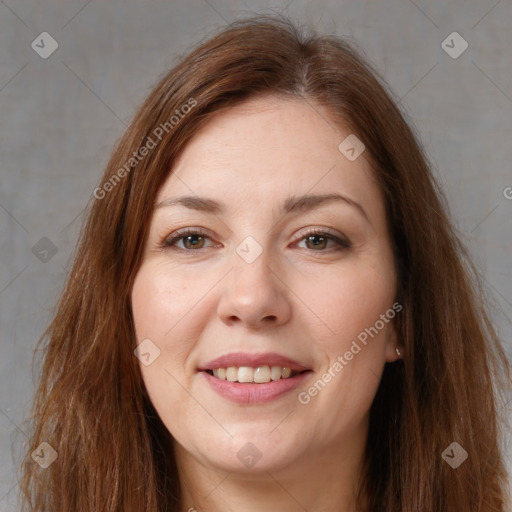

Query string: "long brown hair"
[[18, 14, 510, 511]]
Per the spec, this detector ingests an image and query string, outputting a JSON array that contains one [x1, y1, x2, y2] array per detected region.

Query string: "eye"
[[295, 228, 351, 252], [158, 227, 351, 253], [159, 228, 216, 251]]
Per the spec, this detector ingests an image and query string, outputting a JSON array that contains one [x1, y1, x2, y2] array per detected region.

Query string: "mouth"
[[203, 365, 308, 383], [198, 352, 313, 404]]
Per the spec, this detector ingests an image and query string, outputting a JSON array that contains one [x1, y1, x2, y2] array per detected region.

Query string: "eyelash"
[[158, 227, 351, 253]]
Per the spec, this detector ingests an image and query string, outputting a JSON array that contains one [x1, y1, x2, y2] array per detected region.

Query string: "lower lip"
[[200, 370, 312, 404]]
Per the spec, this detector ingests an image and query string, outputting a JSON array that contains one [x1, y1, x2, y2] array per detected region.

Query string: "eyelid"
[[159, 226, 351, 252], [160, 227, 217, 250], [294, 226, 351, 250]]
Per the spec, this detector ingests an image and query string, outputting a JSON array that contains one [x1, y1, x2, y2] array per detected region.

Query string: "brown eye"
[[161, 229, 215, 251], [180, 234, 206, 250], [296, 229, 351, 251], [304, 234, 329, 250]]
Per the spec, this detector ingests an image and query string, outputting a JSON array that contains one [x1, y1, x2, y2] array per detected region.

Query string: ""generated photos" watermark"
[[298, 301, 402, 405], [93, 98, 198, 200]]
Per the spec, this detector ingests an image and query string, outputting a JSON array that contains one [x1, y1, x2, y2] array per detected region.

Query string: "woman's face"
[[131, 95, 399, 476]]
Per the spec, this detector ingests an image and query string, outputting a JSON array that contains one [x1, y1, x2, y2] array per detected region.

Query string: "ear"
[[384, 322, 402, 363]]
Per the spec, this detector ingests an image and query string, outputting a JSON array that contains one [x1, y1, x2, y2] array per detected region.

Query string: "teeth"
[[254, 365, 271, 383], [226, 367, 238, 381], [209, 365, 299, 383], [270, 365, 282, 381], [237, 367, 254, 383]]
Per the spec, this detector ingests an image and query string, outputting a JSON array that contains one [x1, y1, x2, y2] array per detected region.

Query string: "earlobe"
[[385, 342, 403, 362], [384, 326, 402, 362]]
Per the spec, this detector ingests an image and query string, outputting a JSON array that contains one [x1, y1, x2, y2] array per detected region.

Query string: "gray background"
[[1, 0, 511, 508]]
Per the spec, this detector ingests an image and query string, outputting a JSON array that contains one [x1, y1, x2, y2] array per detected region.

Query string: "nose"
[[216, 250, 292, 330]]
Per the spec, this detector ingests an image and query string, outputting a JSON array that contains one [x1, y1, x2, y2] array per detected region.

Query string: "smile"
[[206, 365, 304, 383], [200, 368, 312, 404]]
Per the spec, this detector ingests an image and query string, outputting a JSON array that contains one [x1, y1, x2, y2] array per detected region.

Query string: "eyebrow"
[[155, 193, 369, 222]]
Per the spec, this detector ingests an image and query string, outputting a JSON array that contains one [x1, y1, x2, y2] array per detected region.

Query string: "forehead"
[[156, 95, 383, 221]]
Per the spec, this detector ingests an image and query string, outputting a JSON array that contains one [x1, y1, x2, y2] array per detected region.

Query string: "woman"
[[19, 14, 510, 512]]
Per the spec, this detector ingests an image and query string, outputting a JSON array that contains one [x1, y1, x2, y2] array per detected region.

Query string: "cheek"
[[131, 265, 202, 429], [294, 258, 396, 349], [131, 263, 198, 340], [300, 261, 396, 419], [131, 265, 195, 399]]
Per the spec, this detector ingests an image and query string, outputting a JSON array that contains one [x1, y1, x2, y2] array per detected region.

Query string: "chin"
[[199, 435, 303, 475]]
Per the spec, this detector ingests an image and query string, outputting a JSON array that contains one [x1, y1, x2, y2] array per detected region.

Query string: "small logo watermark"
[[237, 442, 263, 468], [441, 32, 468, 59], [338, 134, 365, 161], [442, 441, 468, 469], [134, 338, 161, 366], [31, 441, 58, 468], [31, 32, 59, 59], [32, 237, 58, 263], [235, 236, 263, 264]]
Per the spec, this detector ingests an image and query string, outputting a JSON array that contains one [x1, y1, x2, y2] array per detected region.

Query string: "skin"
[[131, 95, 401, 512]]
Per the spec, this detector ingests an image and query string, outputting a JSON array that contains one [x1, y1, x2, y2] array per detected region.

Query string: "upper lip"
[[199, 352, 310, 372]]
